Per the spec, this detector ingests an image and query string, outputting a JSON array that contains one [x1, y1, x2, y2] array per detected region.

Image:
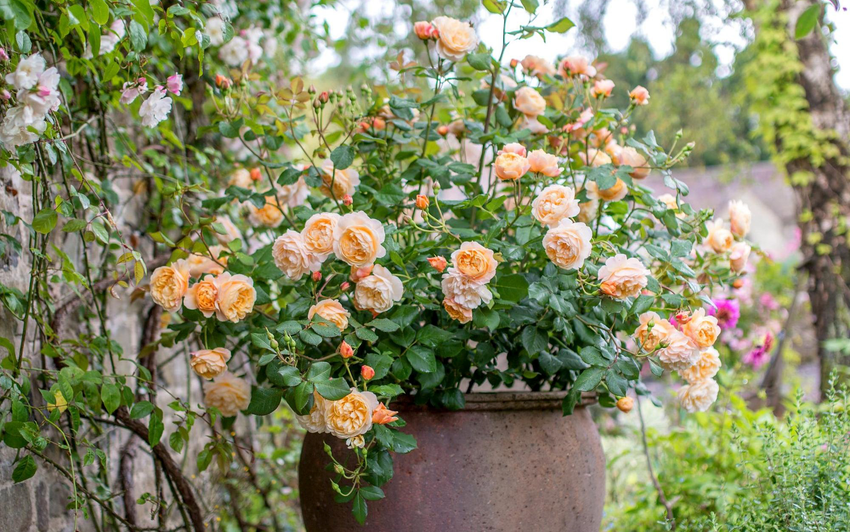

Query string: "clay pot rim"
[[392, 391, 597, 412]]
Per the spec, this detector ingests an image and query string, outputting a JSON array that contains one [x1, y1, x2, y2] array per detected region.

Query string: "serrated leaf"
[[245, 386, 283, 415], [406, 345, 436, 373], [574, 367, 605, 392], [330, 145, 355, 170], [129, 401, 154, 419], [367, 318, 399, 332], [313, 378, 350, 400]]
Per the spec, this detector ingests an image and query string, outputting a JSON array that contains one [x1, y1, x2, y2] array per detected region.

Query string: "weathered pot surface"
[[299, 391, 604, 532]]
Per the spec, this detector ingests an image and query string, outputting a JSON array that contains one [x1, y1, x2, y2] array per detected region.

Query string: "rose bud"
[[437, 125, 449, 136], [361, 365, 375, 380], [510, 58, 519, 68], [214, 74, 231, 89], [416, 195, 430, 210], [372, 403, 399, 425], [0, 48, 8, 61], [414, 21, 436, 40], [616, 396, 634, 413], [0, 89, 10, 101], [249, 168, 262, 181], [372, 117, 386, 130], [732, 278, 745, 289], [340, 281, 351, 291], [427, 256, 448, 273], [350, 264, 373, 283], [342, 194, 353, 206], [318, 91, 329, 103], [339, 341, 354, 359], [312, 271, 322, 282]]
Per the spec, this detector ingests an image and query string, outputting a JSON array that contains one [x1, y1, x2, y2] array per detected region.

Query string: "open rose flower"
[[629, 86, 650, 106], [203, 372, 251, 417], [579, 148, 613, 168], [214, 273, 256, 323], [679, 347, 721, 384], [585, 177, 628, 202], [451, 242, 498, 284], [677, 378, 719, 413], [190, 347, 232, 379], [705, 220, 734, 253], [186, 247, 227, 278], [308, 299, 350, 331], [633, 311, 676, 352], [560, 56, 596, 79], [598, 254, 650, 299], [730, 242, 751, 272], [527, 150, 561, 177], [353, 265, 403, 314], [499, 142, 527, 157], [513, 86, 546, 117], [184, 275, 219, 317], [520, 55, 555, 79], [728, 200, 751, 238], [324, 389, 379, 438], [443, 298, 473, 324], [431, 16, 478, 61], [532, 184, 580, 226], [296, 391, 330, 433], [615, 147, 650, 179], [150, 259, 191, 311], [372, 403, 399, 425], [248, 196, 285, 228], [494, 152, 531, 181], [273, 230, 322, 280], [442, 269, 493, 309], [591, 79, 615, 98], [319, 159, 360, 199], [657, 330, 701, 371], [333, 211, 386, 268], [302, 212, 340, 261], [682, 308, 721, 348], [542, 219, 593, 270]]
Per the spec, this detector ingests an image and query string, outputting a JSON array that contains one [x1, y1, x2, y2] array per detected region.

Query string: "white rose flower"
[[139, 87, 173, 128], [353, 264, 403, 314], [6, 54, 45, 90], [441, 268, 492, 309], [206, 17, 226, 46], [219, 36, 249, 66]]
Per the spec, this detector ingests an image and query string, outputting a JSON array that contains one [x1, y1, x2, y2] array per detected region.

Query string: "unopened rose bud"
[[341, 281, 351, 291], [0, 89, 10, 101], [620, 126, 629, 135], [334, 464, 344, 475], [318, 91, 329, 104], [414, 21, 437, 40], [427, 256, 448, 273], [437, 125, 449, 136], [250, 168, 262, 181], [270, 338, 279, 350], [675, 311, 692, 326], [616, 396, 634, 413], [0, 48, 8, 61], [312, 271, 322, 282], [339, 341, 354, 359], [372, 117, 386, 131], [415, 195, 430, 210], [215, 74, 232, 89], [342, 194, 353, 206], [361, 365, 375, 380], [308, 85, 317, 95], [510, 58, 519, 69], [350, 265, 373, 283]]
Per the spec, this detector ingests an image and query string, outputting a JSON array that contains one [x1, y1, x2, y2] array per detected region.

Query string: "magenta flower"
[[709, 298, 740, 329], [743, 332, 774, 369]]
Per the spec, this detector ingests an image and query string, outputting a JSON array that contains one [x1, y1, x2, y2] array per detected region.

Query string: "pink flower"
[[708, 298, 740, 329], [499, 142, 527, 157], [743, 332, 773, 369], [563, 108, 593, 132], [629, 86, 650, 106], [166, 73, 183, 95], [591, 79, 615, 98], [413, 21, 438, 40], [0, 89, 10, 101], [120, 78, 148, 105], [759, 293, 780, 311], [0, 48, 8, 61]]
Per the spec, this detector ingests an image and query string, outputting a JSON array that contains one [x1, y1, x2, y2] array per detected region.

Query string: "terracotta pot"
[[299, 391, 604, 532]]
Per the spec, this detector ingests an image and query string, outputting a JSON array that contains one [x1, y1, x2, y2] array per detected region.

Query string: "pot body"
[[298, 392, 604, 532]]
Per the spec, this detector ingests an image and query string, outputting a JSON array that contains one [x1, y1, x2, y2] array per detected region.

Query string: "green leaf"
[[90, 0, 109, 25], [218, 119, 243, 139], [128, 20, 147, 52], [795, 4, 821, 39], [630, 295, 654, 316], [467, 53, 491, 71], [132, 0, 155, 27], [32, 209, 57, 234], [148, 411, 164, 446], [169, 431, 184, 453], [101, 383, 120, 414], [521, 326, 548, 355], [245, 386, 283, 415], [493, 274, 528, 302], [306, 361, 332, 382], [129, 400, 155, 419], [313, 378, 350, 401], [12, 455, 36, 482], [0, 0, 32, 30], [311, 321, 341, 338], [547, 17, 575, 33], [473, 307, 500, 331], [352, 492, 367, 525], [360, 485, 385, 501], [482, 0, 505, 14], [520, 0, 538, 13], [367, 318, 400, 332], [406, 345, 436, 373], [62, 219, 87, 232], [579, 346, 608, 367], [574, 367, 605, 392], [330, 145, 355, 170], [267, 362, 302, 387], [415, 325, 453, 348]]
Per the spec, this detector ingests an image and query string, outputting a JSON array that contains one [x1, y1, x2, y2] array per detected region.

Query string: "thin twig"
[[636, 395, 676, 529]]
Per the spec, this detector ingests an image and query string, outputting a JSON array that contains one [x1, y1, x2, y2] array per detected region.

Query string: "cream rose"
[[213, 216, 241, 244], [580, 148, 613, 168], [443, 298, 473, 324], [616, 147, 650, 179], [353, 265, 403, 314], [682, 308, 721, 348], [527, 150, 561, 177], [150, 260, 191, 311], [203, 372, 251, 417], [728, 200, 751, 238], [228, 168, 253, 189], [598, 254, 650, 299], [679, 347, 721, 384], [513, 86, 546, 117], [730, 242, 751, 273], [585, 177, 628, 202], [560, 56, 597, 79], [633, 311, 676, 352], [319, 159, 360, 199], [677, 378, 719, 413], [494, 152, 531, 181], [520, 55, 555, 79], [308, 299, 350, 331], [657, 330, 701, 372], [333, 211, 386, 268], [705, 220, 733, 253], [441, 268, 492, 309], [190, 347, 232, 379], [296, 391, 329, 433], [658, 194, 679, 212], [186, 246, 227, 278], [214, 273, 256, 323], [542, 219, 593, 271], [273, 230, 322, 281], [532, 184, 580, 227], [184, 275, 219, 318], [451, 242, 498, 284], [431, 16, 479, 62], [324, 388, 379, 439], [301, 212, 340, 261], [629, 86, 650, 106], [279, 177, 310, 209], [248, 195, 285, 228]]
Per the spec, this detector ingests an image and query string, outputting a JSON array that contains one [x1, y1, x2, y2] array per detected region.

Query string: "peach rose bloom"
[[657, 330, 701, 371], [431, 16, 479, 61], [543, 219, 593, 270], [658, 194, 679, 212], [213, 216, 241, 244], [203, 372, 251, 417], [682, 308, 721, 348], [428, 256, 448, 272], [443, 298, 473, 324], [499, 142, 527, 157], [228, 168, 253, 189], [598, 254, 650, 299], [494, 152, 531, 181], [150, 259, 191, 311], [532, 184, 580, 227], [333, 211, 386, 268], [585, 178, 628, 202], [413, 21, 438, 40], [353, 265, 404, 314], [633, 311, 676, 352], [296, 391, 329, 433], [705, 220, 734, 253], [591, 79, 615, 98], [190, 347, 232, 379], [324, 388, 379, 438], [372, 403, 399, 425], [441, 268, 493, 309], [521, 115, 549, 134], [589, 128, 615, 149], [677, 378, 719, 413], [302, 212, 340, 261], [730, 242, 751, 273], [308, 299, 350, 331], [560, 56, 597, 78], [576, 185, 600, 223], [728, 200, 751, 238], [248, 195, 284, 228], [319, 159, 361, 199], [520, 55, 555, 79], [184, 275, 219, 318], [513, 86, 546, 117], [679, 347, 721, 384], [451, 242, 498, 284], [273, 230, 321, 281], [616, 147, 650, 179], [580, 148, 612, 168], [278, 177, 310, 209], [186, 247, 227, 278], [214, 273, 256, 323], [629, 85, 650, 105], [527, 150, 561, 177]]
